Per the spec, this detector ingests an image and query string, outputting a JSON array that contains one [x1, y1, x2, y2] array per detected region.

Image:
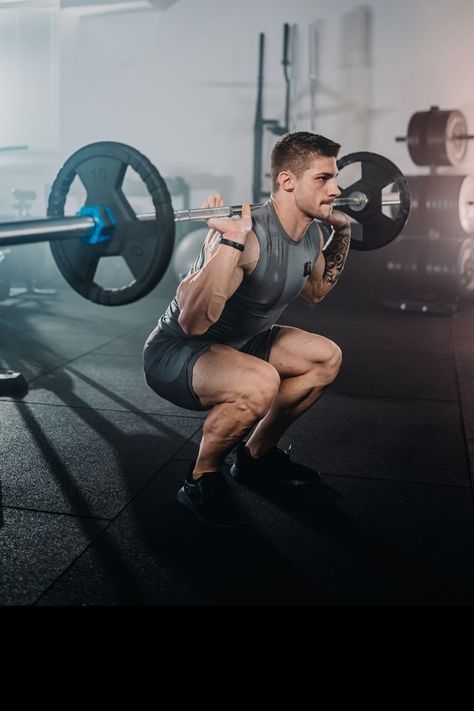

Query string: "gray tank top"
[[150, 200, 322, 347]]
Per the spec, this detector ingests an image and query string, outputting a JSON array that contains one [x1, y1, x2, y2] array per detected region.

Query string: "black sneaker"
[[230, 443, 320, 488], [177, 467, 245, 530]]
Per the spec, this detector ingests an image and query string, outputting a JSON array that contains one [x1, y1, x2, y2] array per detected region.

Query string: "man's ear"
[[278, 170, 295, 192]]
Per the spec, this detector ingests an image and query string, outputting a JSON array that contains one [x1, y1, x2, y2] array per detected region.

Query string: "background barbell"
[[0, 141, 411, 306], [396, 105, 474, 167]]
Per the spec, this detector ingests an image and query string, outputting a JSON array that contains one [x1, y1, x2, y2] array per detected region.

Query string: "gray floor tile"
[[275, 392, 469, 486], [450, 305, 474, 441], [321, 475, 474, 545], [333, 349, 458, 401], [0, 292, 170, 382], [228, 473, 474, 605], [0, 273, 472, 606], [93, 325, 161, 356], [460, 381, 474, 441], [38, 460, 321, 606], [2, 354, 206, 418], [1, 401, 202, 517], [0, 288, 169, 334], [0, 507, 107, 605], [282, 297, 455, 355], [39, 460, 474, 606], [0, 333, 123, 380], [468, 441, 474, 486], [319, 475, 474, 604]]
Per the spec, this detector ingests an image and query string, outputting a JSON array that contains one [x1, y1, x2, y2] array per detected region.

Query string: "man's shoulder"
[[314, 220, 331, 238], [239, 229, 260, 275], [250, 200, 272, 224], [309, 220, 328, 247]]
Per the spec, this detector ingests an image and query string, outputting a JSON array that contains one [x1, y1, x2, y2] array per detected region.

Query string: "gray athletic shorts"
[[143, 325, 281, 411]]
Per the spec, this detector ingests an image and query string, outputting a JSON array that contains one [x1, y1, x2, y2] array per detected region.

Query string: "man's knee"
[[239, 363, 281, 418], [324, 341, 342, 382], [314, 339, 342, 384]]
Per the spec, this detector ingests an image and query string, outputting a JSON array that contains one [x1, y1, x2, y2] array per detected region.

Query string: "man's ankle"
[[188, 466, 221, 482], [244, 443, 274, 460]]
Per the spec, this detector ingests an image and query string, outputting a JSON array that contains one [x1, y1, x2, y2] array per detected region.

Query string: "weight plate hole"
[[94, 255, 135, 289], [383, 182, 400, 220], [123, 165, 156, 216], [64, 176, 87, 216], [337, 162, 361, 190]]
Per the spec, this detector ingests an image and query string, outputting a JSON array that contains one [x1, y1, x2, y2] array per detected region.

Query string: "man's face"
[[292, 155, 341, 220]]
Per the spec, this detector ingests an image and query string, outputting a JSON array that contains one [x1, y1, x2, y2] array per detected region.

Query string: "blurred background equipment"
[[384, 235, 474, 303], [292, 7, 374, 154], [0, 249, 11, 301], [396, 105, 474, 167], [0, 186, 58, 302], [172, 225, 207, 281], [252, 22, 297, 204], [400, 174, 474, 238], [358, 106, 474, 311], [5, 188, 57, 299]]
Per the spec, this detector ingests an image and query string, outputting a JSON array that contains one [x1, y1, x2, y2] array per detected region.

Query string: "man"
[[144, 131, 351, 529]]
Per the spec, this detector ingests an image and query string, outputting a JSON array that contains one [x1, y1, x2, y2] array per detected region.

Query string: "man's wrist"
[[219, 236, 245, 252]]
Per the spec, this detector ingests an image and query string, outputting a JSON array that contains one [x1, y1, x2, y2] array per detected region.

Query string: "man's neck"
[[270, 194, 313, 242]]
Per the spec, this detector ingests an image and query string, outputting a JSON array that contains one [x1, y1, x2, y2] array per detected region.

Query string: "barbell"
[[0, 141, 411, 306]]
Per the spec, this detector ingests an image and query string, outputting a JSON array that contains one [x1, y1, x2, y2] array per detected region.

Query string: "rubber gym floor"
[[1, 253, 473, 607]]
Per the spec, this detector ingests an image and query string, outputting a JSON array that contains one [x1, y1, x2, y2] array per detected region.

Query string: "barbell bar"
[[0, 194, 405, 247], [162, 191, 403, 221], [0, 142, 411, 306], [0, 216, 97, 247]]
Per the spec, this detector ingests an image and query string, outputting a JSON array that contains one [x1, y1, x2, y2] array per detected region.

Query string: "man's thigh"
[[192, 343, 277, 409], [268, 325, 340, 378]]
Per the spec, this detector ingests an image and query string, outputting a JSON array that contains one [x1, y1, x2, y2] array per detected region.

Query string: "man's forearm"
[[322, 221, 351, 287]]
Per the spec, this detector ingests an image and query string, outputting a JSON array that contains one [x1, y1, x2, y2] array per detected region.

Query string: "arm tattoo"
[[323, 223, 351, 285]]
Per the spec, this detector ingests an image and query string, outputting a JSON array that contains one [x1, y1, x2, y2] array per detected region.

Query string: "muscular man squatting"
[[144, 131, 351, 529]]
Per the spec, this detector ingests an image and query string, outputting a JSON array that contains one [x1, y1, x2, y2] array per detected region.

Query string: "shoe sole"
[[177, 487, 244, 530]]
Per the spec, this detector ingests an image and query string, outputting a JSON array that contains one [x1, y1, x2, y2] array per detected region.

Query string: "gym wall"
[[0, 0, 473, 221]]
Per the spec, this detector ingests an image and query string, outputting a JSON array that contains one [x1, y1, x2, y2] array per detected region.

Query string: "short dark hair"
[[270, 131, 341, 192]]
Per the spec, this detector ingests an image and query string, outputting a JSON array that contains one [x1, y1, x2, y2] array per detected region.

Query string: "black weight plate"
[[404, 174, 468, 238], [426, 109, 468, 166], [47, 142, 175, 305], [406, 111, 430, 166], [336, 151, 411, 251]]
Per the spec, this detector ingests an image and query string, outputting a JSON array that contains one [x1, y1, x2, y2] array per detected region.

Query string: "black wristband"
[[219, 237, 245, 252]]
